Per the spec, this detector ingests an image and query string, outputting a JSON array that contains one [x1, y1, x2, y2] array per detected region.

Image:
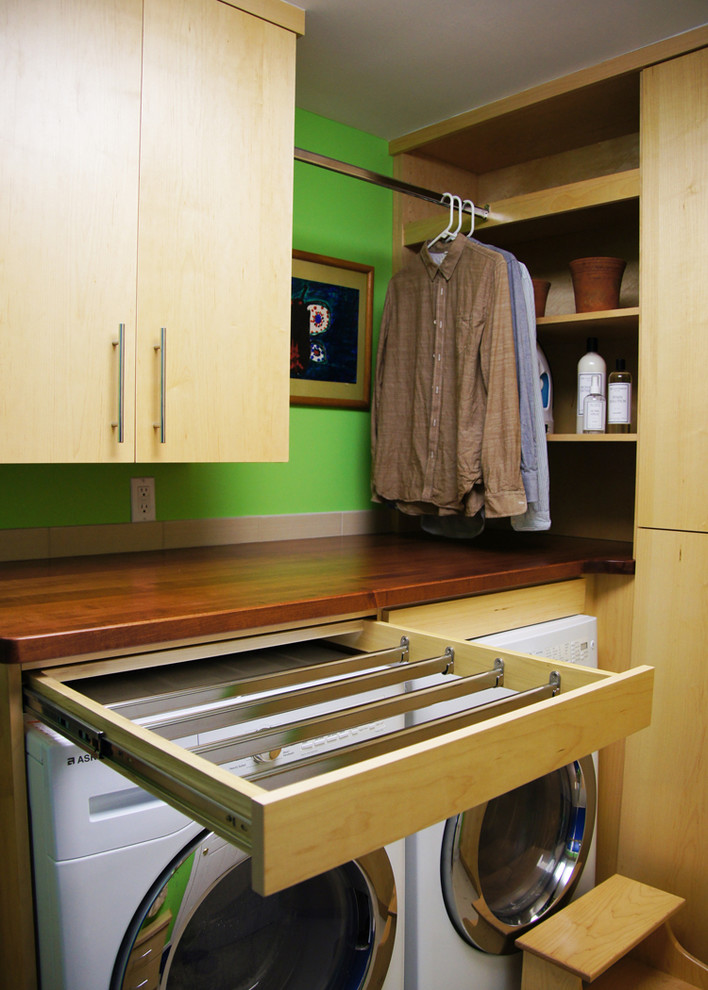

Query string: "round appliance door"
[[111, 829, 397, 990], [440, 755, 596, 955]]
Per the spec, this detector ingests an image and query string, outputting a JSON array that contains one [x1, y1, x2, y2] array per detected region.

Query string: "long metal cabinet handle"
[[153, 327, 166, 443], [111, 323, 126, 443]]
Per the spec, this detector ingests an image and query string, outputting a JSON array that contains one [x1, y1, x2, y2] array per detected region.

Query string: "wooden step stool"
[[516, 874, 708, 990]]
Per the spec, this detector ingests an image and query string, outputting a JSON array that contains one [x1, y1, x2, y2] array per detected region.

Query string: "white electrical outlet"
[[130, 477, 156, 522]]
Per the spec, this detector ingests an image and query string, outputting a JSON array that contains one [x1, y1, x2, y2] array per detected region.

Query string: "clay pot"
[[531, 278, 551, 318], [569, 257, 626, 313]]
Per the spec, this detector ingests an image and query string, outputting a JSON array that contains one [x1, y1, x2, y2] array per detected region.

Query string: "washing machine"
[[25, 641, 406, 990], [404, 614, 599, 990]]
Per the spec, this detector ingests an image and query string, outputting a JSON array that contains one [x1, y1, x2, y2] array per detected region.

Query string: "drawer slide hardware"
[[23, 687, 254, 847]]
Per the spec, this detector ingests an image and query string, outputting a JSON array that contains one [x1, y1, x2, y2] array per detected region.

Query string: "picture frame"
[[290, 250, 374, 409]]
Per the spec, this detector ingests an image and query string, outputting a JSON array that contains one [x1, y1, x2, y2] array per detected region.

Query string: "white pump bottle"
[[576, 337, 606, 433]]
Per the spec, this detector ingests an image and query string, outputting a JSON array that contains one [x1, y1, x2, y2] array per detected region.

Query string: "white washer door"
[[111, 830, 397, 990], [440, 755, 596, 954]]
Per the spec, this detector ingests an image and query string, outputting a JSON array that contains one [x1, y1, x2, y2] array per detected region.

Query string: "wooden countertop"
[[0, 531, 633, 665]]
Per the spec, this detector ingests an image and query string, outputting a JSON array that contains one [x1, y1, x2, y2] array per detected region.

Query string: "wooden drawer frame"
[[23, 618, 652, 896]]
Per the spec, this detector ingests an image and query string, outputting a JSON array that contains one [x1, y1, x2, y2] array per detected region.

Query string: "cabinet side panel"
[[618, 528, 708, 961], [585, 572, 635, 883], [0, 665, 37, 989], [637, 48, 708, 532]]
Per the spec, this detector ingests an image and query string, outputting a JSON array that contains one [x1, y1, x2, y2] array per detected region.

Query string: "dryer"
[[404, 614, 598, 990], [25, 641, 406, 990]]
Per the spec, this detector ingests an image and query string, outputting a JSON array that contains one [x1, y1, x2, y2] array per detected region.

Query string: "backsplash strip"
[[0, 510, 390, 562]]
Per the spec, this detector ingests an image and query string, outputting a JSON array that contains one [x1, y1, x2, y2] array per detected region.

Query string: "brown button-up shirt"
[[371, 234, 526, 518]]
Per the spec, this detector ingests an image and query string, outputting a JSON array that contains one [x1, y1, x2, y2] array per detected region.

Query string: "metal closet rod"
[[294, 147, 490, 222]]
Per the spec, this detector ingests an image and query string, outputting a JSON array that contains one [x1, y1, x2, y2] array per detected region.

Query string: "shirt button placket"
[[424, 281, 445, 498]]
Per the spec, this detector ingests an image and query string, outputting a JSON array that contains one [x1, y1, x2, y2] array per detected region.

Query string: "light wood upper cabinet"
[[1, 0, 301, 463], [636, 47, 708, 533], [135, 0, 297, 462], [0, 0, 142, 462]]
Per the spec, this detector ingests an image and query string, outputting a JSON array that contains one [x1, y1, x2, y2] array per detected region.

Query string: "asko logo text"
[[66, 754, 99, 766]]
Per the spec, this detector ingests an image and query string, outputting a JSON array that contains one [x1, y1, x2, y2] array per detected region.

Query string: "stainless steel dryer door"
[[111, 829, 397, 990], [440, 754, 596, 954]]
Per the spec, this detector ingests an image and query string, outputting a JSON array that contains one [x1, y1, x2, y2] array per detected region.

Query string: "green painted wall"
[[0, 110, 393, 530]]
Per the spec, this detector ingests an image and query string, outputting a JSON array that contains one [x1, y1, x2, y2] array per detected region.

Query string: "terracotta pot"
[[569, 257, 626, 313], [531, 278, 551, 318]]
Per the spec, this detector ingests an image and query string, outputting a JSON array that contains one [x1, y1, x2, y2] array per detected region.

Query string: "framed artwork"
[[290, 250, 374, 409]]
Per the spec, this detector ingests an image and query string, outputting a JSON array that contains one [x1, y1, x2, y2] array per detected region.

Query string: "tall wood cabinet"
[[617, 46, 708, 961], [635, 47, 708, 535], [0, 0, 303, 463]]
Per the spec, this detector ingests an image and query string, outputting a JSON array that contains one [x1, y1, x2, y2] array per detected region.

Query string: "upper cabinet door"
[[0, 0, 142, 462], [637, 47, 708, 532], [135, 0, 295, 462]]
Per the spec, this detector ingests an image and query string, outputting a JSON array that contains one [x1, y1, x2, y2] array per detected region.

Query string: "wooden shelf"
[[390, 73, 640, 172], [403, 170, 640, 248], [539, 310, 638, 446], [548, 433, 637, 443], [389, 27, 708, 173], [538, 307, 639, 334]]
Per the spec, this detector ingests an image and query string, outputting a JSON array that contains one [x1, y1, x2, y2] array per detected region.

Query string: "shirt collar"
[[420, 232, 468, 281]]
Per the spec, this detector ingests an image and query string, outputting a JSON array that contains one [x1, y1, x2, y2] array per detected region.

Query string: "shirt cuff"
[[484, 488, 528, 518]]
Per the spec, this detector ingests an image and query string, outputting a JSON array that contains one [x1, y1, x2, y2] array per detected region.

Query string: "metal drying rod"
[[295, 147, 490, 222]]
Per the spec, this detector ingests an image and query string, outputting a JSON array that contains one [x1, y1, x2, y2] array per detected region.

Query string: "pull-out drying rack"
[[25, 638, 560, 791], [23, 618, 653, 896]]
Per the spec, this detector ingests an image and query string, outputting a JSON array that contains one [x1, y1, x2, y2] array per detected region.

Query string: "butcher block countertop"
[[0, 531, 634, 666]]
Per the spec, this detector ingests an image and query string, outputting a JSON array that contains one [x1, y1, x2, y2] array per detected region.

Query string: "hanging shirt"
[[467, 239, 538, 505], [371, 233, 527, 519], [511, 263, 551, 531]]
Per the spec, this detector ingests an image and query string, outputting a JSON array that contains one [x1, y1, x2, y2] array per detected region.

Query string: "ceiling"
[[294, 0, 708, 141]]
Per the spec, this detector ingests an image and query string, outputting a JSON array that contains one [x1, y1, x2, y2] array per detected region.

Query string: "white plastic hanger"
[[462, 199, 476, 238], [428, 192, 463, 250], [450, 194, 464, 238]]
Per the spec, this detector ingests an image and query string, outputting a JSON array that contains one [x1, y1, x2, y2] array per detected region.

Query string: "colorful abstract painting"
[[290, 252, 374, 409]]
